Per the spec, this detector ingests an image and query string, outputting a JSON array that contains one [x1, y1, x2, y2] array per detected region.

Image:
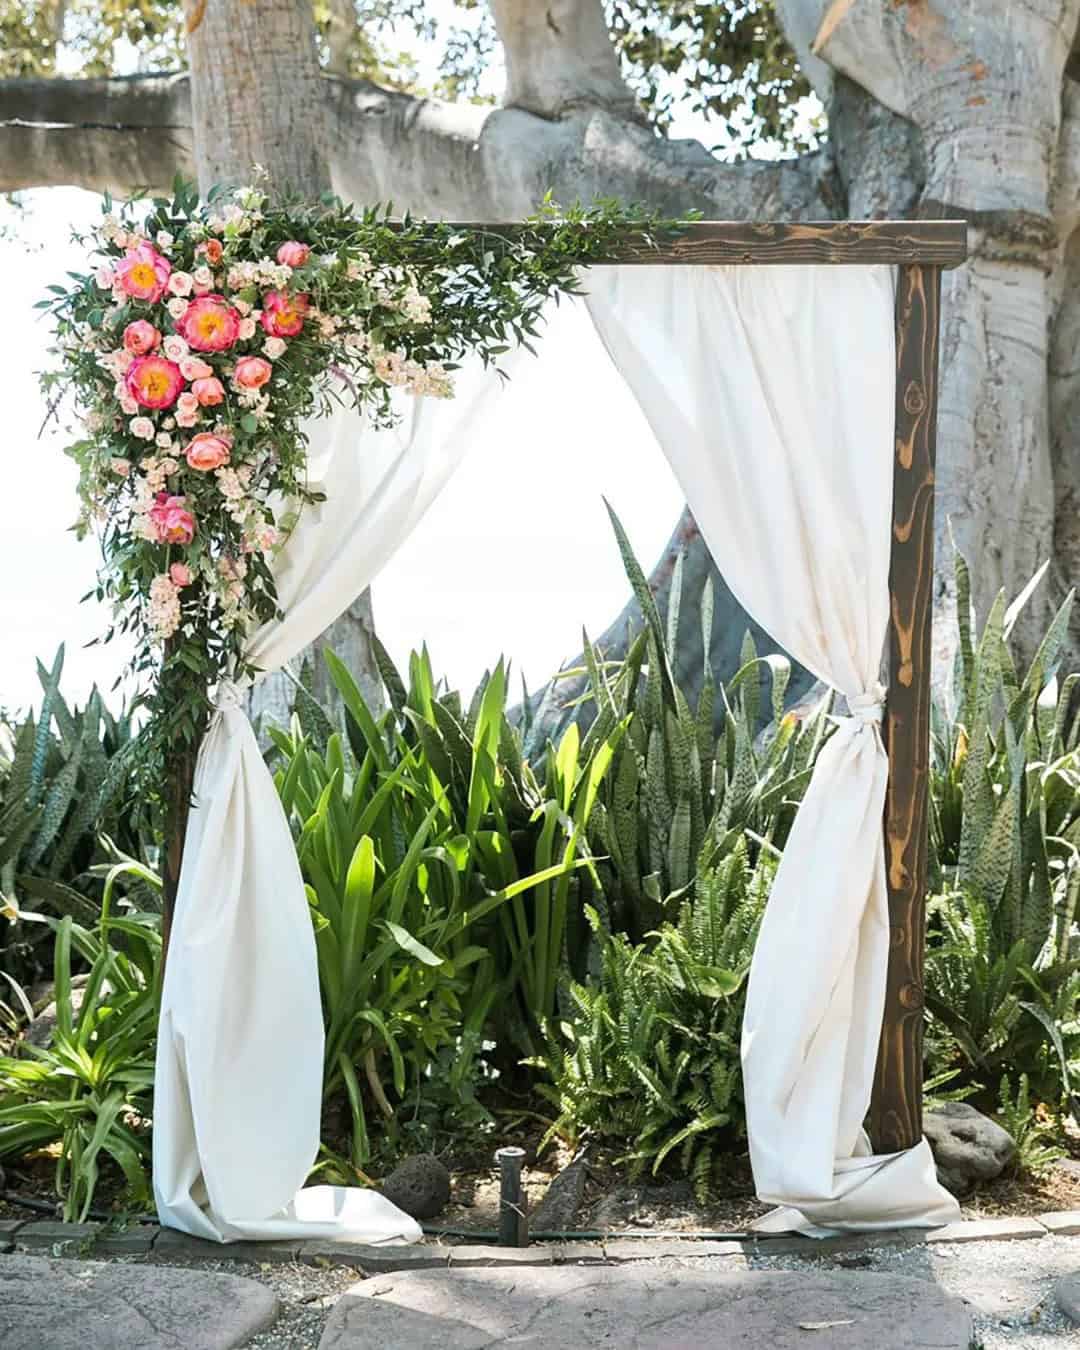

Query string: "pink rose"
[[149, 492, 196, 544], [126, 355, 184, 410], [167, 271, 194, 297], [177, 391, 200, 417], [260, 290, 309, 338], [163, 335, 189, 362], [179, 355, 213, 381], [169, 562, 192, 587], [122, 320, 160, 355], [191, 376, 225, 406], [238, 317, 257, 340], [233, 356, 272, 390], [185, 431, 232, 472], [114, 243, 171, 303], [177, 294, 241, 352], [119, 393, 139, 416], [276, 240, 311, 268]]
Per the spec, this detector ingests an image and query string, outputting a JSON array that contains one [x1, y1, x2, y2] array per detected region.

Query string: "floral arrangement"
[[39, 176, 682, 787]]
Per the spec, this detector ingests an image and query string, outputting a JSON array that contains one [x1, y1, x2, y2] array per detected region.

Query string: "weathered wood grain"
[[390, 219, 969, 267], [870, 264, 943, 1153]]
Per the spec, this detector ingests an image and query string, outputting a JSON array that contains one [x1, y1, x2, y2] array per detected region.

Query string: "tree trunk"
[[183, 0, 382, 739]]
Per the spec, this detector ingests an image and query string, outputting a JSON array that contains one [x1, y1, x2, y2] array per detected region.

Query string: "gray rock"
[[317, 1266, 973, 1350], [0, 1253, 279, 1349], [531, 1157, 588, 1233], [1058, 1272, 1080, 1323], [379, 1153, 451, 1220], [923, 1102, 1016, 1193], [23, 976, 93, 1048]]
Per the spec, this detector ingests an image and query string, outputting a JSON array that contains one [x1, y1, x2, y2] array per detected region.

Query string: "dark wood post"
[[870, 263, 943, 1152]]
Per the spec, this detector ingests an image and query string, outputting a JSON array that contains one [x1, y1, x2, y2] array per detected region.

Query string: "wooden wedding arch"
[[163, 219, 968, 1160]]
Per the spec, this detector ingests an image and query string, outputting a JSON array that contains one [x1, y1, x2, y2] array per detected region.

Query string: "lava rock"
[[924, 1102, 1016, 1194], [531, 1157, 589, 1233], [380, 1154, 451, 1220]]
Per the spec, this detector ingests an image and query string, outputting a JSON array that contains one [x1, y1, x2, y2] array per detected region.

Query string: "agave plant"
[[1, 647, 150, 988], [925, 551, 1080, 1114], [576, 505, 830, 940]]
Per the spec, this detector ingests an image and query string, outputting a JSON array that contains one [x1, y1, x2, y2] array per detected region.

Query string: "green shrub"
[[0, 860, 160, 1219], [271, 643, 620, 1165], [535, 840, 773, 1200]]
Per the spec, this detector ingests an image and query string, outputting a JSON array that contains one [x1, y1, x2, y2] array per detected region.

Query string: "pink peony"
[[233, 356, 272, 390], [276, 240, 311, 268], [123, 320, 160, 355], [169, 562, 192, 587], [125, 354, 184, 410], [191, 376, 225, 406], [179, 355, 213, 381], [148, 493, 195, 544], [260, 290, 309, 338], [185, 431, 232, 472], [115, 243, 172, 303], [177, 294, 241, 352]]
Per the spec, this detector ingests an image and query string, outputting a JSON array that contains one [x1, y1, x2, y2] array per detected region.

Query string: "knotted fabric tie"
[[212, 677, 247, 713], [846, 683, 886, 728]]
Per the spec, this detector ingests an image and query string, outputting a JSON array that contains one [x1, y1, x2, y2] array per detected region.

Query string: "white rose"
[[130, 416, 156, 440], [156, 231, 174, 249], [163, 335, 189, 361], [193, 265, 214, 288], [238, 317, 256, 340], [155, 431, 174, 449], [167, 271, 193, 297], [167, 297, 188, 319], [263, 337, 287, 360]]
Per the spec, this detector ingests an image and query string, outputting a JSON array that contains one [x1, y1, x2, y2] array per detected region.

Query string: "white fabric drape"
[[154, 357, 514, 1241], [585, 265, 960, 1234]]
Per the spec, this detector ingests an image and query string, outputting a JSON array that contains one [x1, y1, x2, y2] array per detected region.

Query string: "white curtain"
[[153, 357, 515, 1241], [585, 265, 960, 1234]]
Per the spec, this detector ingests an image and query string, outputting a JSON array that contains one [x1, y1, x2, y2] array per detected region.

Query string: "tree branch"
[[489, 0, 641, 121]]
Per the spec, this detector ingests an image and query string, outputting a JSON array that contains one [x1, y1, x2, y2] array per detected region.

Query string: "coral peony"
[[191, 376, 225, 407], [176, 294, 241, 352], [260, 289, 309, 338], [123, 320, 160, 355], [115, 243, 172, 303], [185, 431, 232, 472], [125, 354, 184, 410], [169, 562, 192, 587], [148, 493, 195, 544], [276, 240, 311, 268], [233, 356, 272, 390]]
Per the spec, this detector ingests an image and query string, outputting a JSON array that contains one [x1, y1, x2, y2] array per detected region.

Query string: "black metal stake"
[[495, 1146, 528, 1247]]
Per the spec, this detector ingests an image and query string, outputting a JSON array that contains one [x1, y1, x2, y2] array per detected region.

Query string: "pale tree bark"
[[182, 0, 381, 730], [2, 0, 1079, 714]]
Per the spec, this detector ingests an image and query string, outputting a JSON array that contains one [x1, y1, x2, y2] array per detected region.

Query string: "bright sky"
[[2, 8, 817, 716]]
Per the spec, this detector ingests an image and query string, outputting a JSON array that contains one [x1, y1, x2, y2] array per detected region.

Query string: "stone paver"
[[1038, 1211, 1080, 1236], [0, 1253, 280, 1350], [925, 1216, 1047, 1243], [16, 1220, 99, 1252], [601, 1238, 744, 1261], [96, 1223, 159, 1255], [316, 1266, 972, 1349], [448, 1243, 554, 1267], [302, 1239, 452, 1271], [0, 1222, 23, 1254]]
